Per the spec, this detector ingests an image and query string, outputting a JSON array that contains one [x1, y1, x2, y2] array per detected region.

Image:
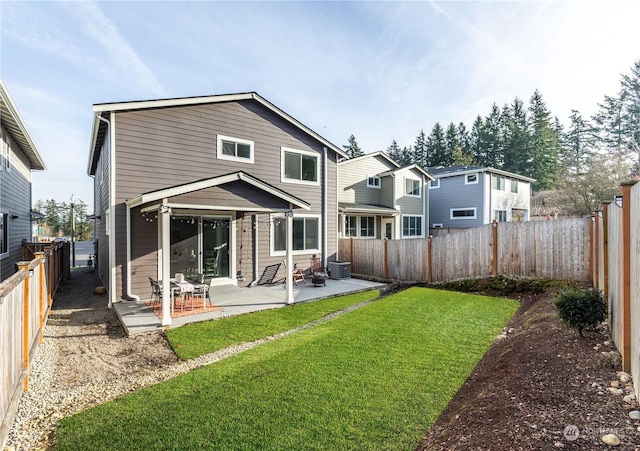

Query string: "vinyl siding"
[[338, 155, 395, 204], [0, 128, 33, 281], [429, 172, 485, 229], [109, 100, 338, 298]]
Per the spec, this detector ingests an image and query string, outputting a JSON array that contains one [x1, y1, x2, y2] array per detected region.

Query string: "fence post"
[[591, 210, 600, 289], [349, 237, 354, 273], [427, 235, 433, 283], [17, 261, 30, 390], [491, 221, 498, 276], [602, 201, 610, 298], [620, 181, 636, 372], [383, 239, 388, 279], [35, 252, 45, 344]]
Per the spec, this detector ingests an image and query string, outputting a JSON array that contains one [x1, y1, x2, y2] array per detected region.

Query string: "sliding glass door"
[[170, 216, 230, 280]]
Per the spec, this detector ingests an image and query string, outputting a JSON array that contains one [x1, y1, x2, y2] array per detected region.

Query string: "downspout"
[[97, 114, 116, 309], [125, 204, 140, 301], [391, 173, 397, 237], [422, 174, 426, 237], [250, 214, 259, 286], [323, 147, 328, 269]]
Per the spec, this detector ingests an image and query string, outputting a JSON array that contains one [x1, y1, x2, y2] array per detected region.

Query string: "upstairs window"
[[451, 208, 477, 219], [282, 147, 318, 185], [405, 178, 421, 197], [511, 179, 519, 193], [493, 175, 505, 190], [465, 173, 478, 184], [367, 176, 381, 188], [217, 135, 254, 163], [429, 179, 440, 189]]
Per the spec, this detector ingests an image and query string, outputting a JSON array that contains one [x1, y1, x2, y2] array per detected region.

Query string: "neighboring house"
[[87, 92, 348, 324], [338, 152, 432, 240], [0, 80, 46, 282], [427, 166, 534, 230]]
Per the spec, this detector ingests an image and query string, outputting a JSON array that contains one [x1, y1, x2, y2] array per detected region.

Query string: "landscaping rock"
[[611, 380, 620, 388], [629, 410, 640, 420], [623, 394, 636, 404], [608, 387, 624, 395], [620, 373, 631, 383], [94, 286, 106, 295], [602, 433, 620, 446]]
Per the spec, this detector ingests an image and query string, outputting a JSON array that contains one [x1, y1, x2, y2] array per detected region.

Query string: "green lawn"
[[166, 289, 381, 359], [55, 287, 518, 450]]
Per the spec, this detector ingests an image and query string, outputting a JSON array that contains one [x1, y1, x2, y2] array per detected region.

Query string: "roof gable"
[[0, 80, 46, 170], [88, 92, 347, 174]]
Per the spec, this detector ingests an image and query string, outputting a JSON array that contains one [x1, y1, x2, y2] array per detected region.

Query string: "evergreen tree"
[[502, 97, 530, 175], [528, 90, 561, 190], [481, 104, 504, 168], [398, 145, 414, 166], [593, 94, 625, 156], [620, 60, 640, 170], [413, 129, 428, 168], [386, 140, 402, 164], [561, 110, 597, 176], [343, 134, 364, 159], [427, 122, 450, 166]]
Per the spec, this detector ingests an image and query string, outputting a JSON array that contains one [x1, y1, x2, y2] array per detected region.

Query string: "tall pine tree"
[[343, 134, 364, 159]]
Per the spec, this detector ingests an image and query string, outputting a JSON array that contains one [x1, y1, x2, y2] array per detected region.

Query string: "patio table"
[[169, 278, 195, 313]]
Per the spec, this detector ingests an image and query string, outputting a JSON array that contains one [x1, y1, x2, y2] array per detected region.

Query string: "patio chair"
[[191, 273, 211, 309], [292, 263, 306, 285], [149, 277, 162, 311]]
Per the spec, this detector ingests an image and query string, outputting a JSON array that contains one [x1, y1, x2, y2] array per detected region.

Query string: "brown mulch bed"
[[417, 281, 640, 450]]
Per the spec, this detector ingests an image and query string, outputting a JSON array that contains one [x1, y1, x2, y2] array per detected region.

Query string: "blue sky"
[[2, 1, 639, 212]]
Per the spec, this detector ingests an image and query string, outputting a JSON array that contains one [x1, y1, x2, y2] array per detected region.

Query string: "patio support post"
[[160, 202, 172, 326], [286, 209, 294, 304]]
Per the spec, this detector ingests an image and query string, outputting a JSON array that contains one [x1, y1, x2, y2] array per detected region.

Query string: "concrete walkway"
[[113, 277, 387, 335]]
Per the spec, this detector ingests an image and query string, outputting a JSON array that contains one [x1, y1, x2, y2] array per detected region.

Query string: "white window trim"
[[429, 179, 440, 189], [493, 175, 505, 191], [358, 215, 376, 239], [0, 212, 8, 257], [432, 223, 443, 228], [494, 210, 508, 222], [450, 207, 477, 220], [281, 147, 320, 186], [511, 179, 519, 193], [405, 177, 422, 197], [270, 213, 321, 257], [367, 176, 381, 189], [217, 134, 254, 164], [401, 214, 424, 238], [465, 173, 479, 185]]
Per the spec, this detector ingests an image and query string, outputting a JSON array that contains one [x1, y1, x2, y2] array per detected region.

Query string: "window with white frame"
[[344, 216, 357, 237], [271, 214, 320, 255], [360, 216, 375, 237], [495, 210, 507, 222], [429, 179, 440, 189], [367, 176, 381, 188], [465, 173, 478, 184], [402, 215, 423, 237], [0, 213, 7, 254], [281, 147, 318, 184], [493, 175, 505, 190], [217, 135, 254, 163], [511, 179, 519, 193], [432, 223, 443, 228], [450, 208, 477, 219], [405, 178, 421, 196]]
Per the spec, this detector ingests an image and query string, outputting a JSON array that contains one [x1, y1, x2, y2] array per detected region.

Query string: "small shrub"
[[554, 288, 606, 337]]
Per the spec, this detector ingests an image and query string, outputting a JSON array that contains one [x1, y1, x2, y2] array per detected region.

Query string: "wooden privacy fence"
[[339, 217, 592, 284], [0, 242, 67, 448], [591, 181, 639, 393]]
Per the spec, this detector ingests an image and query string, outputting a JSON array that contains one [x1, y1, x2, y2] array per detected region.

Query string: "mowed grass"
[[55, 287, 518, 451], [166, 289, 381, 359]]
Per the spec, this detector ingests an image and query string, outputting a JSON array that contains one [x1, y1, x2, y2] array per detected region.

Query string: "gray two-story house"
[[427, 166, 534, 230], [0, 80, 46, 281], [338, 152, 432, 240], [87, 92, 347, 325]]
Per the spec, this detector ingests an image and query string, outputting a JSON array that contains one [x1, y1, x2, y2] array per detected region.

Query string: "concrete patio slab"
[[113, 277, 387, 335]]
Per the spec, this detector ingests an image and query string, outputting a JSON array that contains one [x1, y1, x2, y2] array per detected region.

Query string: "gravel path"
[[4, 268, 377, 450]]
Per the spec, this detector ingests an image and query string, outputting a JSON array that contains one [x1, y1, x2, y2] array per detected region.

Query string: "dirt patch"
[[417, 281, 640, 450]]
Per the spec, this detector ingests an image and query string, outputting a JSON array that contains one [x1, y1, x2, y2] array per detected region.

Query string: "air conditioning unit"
[[328, 261, 351, 279]]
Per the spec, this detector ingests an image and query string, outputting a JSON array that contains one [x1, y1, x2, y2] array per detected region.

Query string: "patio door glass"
[[203, 218, 230, 279], [170, 217, 199, 279]]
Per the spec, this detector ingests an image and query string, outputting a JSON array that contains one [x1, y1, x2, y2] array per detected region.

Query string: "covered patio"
[[113, 276, 387, 335]]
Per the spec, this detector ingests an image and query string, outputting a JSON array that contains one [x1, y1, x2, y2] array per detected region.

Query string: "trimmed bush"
[[554, 288, 606, 337]]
